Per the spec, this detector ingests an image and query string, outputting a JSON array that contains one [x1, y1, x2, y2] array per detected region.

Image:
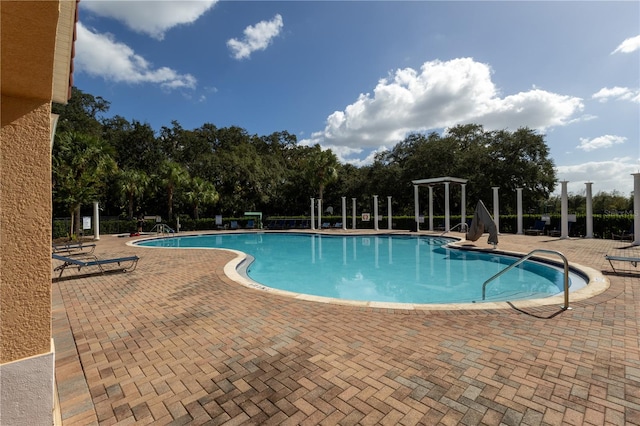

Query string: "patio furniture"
[[52, 242, 96, 255], [52, 253, 139, 278], [524, 220, 546, 236], [605, 254, 640, 274]]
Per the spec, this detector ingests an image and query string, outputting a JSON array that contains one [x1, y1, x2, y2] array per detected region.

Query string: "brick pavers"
[[53, 232, 640, 425]]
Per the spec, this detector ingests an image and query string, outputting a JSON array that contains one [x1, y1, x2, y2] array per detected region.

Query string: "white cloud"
[[611, 35, 640, 54], [227, 14, 284, 60], [576, 135, 627, 152], [81, 0, 217, 40], [592, 86, 640, 103], [76, 22, 197, 90], [555, 158, 639, 195], [301, 58, 584, 159]]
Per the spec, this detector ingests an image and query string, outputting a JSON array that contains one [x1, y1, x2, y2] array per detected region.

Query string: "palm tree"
[[52, 131, 117, 237], [186, 177, 219, 219], [304, 145, 339, 200], [118, 169, 150, 219], [158, 160, 189, 220]]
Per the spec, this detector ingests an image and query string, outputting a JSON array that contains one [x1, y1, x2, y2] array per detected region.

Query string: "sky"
[[75, 1, 640, 196]]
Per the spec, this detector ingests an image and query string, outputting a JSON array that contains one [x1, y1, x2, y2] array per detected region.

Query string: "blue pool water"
[[136, 233, 584, 304]]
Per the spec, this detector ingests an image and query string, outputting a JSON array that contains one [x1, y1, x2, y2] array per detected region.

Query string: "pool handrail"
[[440, 222, 468, 236], [481, 249, 570, 310]]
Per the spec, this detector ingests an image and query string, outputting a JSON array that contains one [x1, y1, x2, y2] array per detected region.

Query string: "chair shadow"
[[52, 269, 129, 283], [601, 270, 639, 278]]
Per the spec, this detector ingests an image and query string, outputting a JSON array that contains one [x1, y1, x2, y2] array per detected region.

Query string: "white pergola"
[[412, 177, 468, 232]]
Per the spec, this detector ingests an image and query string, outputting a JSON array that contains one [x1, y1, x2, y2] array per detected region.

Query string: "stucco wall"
[[1, 95, 52, 363]]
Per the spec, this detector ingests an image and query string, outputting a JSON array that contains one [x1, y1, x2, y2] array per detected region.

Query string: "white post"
[[317, 199, 322, 230], [585, 182, 593, 238], [414, 185, 420, 232], [341, 196, 347, 231], [310, 198, 315, 230], [373, 195, 379, 231], [428, 186, 434, 231], [633, 173, 640, 246], [492, 187, 500, 234], [93, 201, 100, 240], [387, 196, 392, 230], [460, 184, 466, 229], [561, 180, 569, 239], [516, 188, 523, 235], [352, 198, 357, 230], [444, 182, 450, 232]]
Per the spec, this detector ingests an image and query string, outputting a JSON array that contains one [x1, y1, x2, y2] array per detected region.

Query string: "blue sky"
[[75, 1, 639, 196]]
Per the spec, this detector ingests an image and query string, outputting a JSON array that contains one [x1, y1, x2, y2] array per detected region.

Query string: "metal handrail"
[[151, 223, 175, 235], [481, 249, 570, 310], [440, 222, 469, 236]]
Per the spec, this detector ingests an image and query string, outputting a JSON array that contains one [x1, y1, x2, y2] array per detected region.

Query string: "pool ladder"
[[481, 249, 570, 310], [440, 222, 468, 236], [151, 223, 175, 235]]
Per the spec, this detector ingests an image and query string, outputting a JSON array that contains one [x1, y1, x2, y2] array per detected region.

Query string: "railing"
[[440, 222, 469, 236], [481, 249, 570, 310], [150, 224, 175, 235]]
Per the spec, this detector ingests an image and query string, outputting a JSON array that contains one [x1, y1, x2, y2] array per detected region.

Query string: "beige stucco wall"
[[1, 96, 53, 363]]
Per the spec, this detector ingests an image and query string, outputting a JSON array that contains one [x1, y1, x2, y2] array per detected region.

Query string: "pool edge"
[[222, 238, 610, 311]]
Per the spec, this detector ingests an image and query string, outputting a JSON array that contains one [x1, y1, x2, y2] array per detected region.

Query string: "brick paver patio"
[[53, 231, 640, 425]]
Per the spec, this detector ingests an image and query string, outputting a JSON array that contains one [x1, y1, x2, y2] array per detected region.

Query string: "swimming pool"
[[136, 233, 586, 304]]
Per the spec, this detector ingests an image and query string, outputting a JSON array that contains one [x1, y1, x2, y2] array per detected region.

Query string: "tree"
[[118, 169, 150, 219], [52, 131, 117, 236], [102, 116, 160, 173], [158, 160, 189, 220], [186, 177, 219, 219], [52, 86, 110, 137], [303, 145, 340, 201]]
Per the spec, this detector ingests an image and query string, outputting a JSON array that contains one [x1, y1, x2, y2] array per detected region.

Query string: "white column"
[[516, 188, 523, 235], [585, 182, 593, 238], [352, 198, 357, 230], [341, 196, 347, 231], [317, 199, 322, 230], [633, 173, 640, 246], [93, 201, 100, 240], [460, 184, 466, 229], [414, 185, 420, 232], [444, 182, 451, 231], [428, 186, 434, 231], [492, 187, 500, 234], [387, 196, 393, 230], [560, 180, 569, 239], [310, 198, 315, 230], [373, 195, 379, 231]]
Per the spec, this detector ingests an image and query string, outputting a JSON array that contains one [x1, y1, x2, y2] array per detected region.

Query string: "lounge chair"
[[524, 220, 546, 236], [549, 222, 573, 238], [612, 227, 634, 241], [52, 253, 139, 278], [333, 222, 343, 229], [285, 219, 297, 229], [321, 222, 331, 229], [230, 221, 239, 230], [246, 219, 255, 229], [604, 254, 640, 274], [52, 242, 96, 255]]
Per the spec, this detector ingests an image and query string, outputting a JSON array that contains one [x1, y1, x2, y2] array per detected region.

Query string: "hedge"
[[53, 213, 634, 240]]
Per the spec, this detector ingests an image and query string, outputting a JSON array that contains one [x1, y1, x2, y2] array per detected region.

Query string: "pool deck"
[[53, 230, 640, 425]]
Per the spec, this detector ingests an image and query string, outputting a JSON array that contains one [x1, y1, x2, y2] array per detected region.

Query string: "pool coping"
[[132, 231, 610, 311]]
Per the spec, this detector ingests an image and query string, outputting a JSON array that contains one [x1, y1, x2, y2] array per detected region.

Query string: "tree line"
[[52, 87, 632, 235]]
